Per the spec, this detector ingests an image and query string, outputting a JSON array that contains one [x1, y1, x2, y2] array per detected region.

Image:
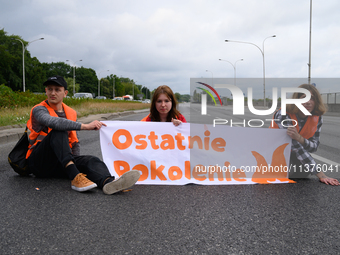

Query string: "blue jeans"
[[27, 130, 113, 189]]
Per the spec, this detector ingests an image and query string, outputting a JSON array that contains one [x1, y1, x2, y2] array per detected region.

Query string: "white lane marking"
[[311, 153, 340, 166]]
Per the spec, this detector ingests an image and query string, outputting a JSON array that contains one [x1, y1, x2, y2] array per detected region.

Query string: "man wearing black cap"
[[26, 75, 140, 194]]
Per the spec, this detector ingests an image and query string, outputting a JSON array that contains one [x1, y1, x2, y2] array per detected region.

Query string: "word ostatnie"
[[112, 129, 227, 152]]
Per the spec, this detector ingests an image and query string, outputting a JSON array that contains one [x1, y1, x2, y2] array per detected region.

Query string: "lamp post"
[[308, 0, 312, 84], [13, 37, 44, 92], [112, 77, 115, 99], [66, 59, 82, 96], [219, 58, 243, 87], [97, 70, 109, 97], [225, 35, 276, 106], [206, 70, 213, 86]]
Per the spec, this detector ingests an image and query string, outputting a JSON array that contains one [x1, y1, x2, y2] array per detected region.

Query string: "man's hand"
[[81, 120, 107, 130]]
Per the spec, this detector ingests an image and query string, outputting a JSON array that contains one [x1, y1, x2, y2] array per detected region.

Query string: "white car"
[[73, 93, 93, 99]]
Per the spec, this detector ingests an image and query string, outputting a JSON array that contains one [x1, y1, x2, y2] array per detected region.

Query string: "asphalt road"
[[1, 104, 339, 254]]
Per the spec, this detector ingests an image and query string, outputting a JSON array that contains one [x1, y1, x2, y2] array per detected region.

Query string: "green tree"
[[25, 57, 46, 92], [41, 62, 72, 78], [115, 78, 125, 97], [0, 28, 146, 97], [122, 82, 141, 100], [122, 82, 133, 96], [105, 74, 121, 98], [76, 67, 97, 95], [65, 77, 79, 96], [0, 29, 25, 91], [99, 78, 111, 98], [141, 86, 151, 99], [175, 92, 181, 102], [180, 94, 190, 102]]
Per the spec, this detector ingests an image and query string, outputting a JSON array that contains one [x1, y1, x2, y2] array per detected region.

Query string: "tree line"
[[0, 28, 155, 100]]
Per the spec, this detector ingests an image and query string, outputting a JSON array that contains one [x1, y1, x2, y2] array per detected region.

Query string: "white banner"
[[100, 121, 295, 185]]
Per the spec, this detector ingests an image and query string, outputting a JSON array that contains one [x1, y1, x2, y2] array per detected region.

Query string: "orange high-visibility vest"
[[141, 114, 150, 121], [270, 112, 319, 140], [26, 100, 78, 158]]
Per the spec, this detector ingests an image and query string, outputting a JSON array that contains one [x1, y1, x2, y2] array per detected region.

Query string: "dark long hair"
[[149, 85, 181, 122], [286, 84, 327, 116]]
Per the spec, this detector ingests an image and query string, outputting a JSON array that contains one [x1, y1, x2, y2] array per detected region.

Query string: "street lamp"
[[206, 70, 213, 86], [225, 35, 276, 106], [97, 70, 109, 97], [112, 77, 115, 99], [13, 37, 44, 92], [308, 0, 312, 84], [66, 59, 82, 95], [219, 58, 243, 87]]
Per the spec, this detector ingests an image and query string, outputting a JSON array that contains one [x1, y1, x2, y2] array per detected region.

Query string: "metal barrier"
[[321, 92, 340, 104]]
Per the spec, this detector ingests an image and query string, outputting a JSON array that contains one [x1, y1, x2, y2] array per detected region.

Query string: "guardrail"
[[321, 92, 340, 104]]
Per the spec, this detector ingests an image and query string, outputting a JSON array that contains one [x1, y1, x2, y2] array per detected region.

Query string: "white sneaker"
[[103, 170, 140, 195]]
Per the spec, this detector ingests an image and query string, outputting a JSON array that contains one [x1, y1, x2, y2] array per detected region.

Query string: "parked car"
[[113, 97, 123, 100], [73, 93, 93, 99], [96, 96, 107, 99]]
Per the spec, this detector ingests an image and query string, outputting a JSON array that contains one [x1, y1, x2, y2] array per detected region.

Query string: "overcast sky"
[[1, 0, 339, 96]]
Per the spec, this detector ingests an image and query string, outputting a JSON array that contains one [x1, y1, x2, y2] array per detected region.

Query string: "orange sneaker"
[[71, 173, 97, 192]]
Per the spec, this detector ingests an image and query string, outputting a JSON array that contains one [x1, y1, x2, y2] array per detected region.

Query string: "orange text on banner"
[[113, 160, 247, 182]]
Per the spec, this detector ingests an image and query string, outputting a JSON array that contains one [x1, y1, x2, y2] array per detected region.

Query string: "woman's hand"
[[319, 177, 340, 186], [287, 126, 299, 140], [287, 126, 305, 145], [171, 118, 182, 126], [316, 172, 340, 186]]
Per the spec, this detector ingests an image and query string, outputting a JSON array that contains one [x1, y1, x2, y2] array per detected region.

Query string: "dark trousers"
[[27, 130, 113, 189]]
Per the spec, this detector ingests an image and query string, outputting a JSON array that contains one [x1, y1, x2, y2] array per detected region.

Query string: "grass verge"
[[0, 101, 150, 127]]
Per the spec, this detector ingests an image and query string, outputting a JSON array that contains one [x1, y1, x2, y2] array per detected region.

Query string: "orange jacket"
[[26, 101, 78, 158], [270, 112, 319, 140]]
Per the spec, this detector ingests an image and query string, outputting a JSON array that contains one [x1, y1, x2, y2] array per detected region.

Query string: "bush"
[[0, 85, 46, 109], [0, 85, 94, 109], [0, 85, 148, 127]]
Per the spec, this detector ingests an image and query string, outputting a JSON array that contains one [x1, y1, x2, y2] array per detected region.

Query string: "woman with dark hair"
[[270, 84, 339, 185], [141, 85, 186, 126]]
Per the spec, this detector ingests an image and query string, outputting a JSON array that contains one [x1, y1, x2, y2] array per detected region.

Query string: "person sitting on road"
[[141, 85, 186, 126], [26, 75, 140, 194], [270, 84, 339, 185]]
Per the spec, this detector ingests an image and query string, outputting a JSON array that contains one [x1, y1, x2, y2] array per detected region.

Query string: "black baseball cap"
[[43, 75, 68, 90]]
